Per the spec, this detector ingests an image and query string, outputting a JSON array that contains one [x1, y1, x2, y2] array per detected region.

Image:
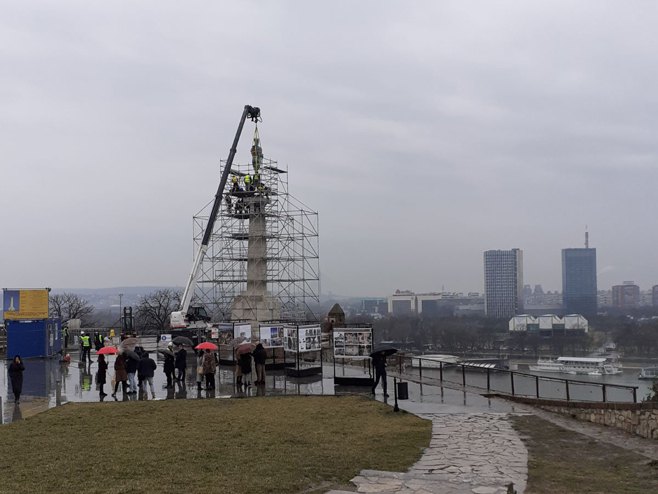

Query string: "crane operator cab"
[[170, 305, 211, 330]]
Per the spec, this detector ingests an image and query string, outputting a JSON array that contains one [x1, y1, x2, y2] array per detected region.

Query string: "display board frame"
[[283, 323, 323, 377], [332, 325, 374, 387]]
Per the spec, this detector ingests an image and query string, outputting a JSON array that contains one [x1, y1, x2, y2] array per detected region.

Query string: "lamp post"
[[119, 293, 123, 330]]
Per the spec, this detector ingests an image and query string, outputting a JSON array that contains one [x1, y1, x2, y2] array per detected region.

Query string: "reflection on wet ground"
[[1, 351, 516, 424]]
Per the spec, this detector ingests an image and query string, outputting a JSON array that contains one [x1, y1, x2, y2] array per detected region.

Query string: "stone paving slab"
[[350, 412, 527, 494]]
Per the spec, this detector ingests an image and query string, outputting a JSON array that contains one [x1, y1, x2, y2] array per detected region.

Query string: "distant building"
[[359, 298, 387, 315], [484, 248, 524, 319], [653, 286, 658, 307], [388, 290, 416, 315], [612, 282, 640, 309], [562, 248, 597, 316], [387, 290, 484, 316], [509, 314, 588, 335]]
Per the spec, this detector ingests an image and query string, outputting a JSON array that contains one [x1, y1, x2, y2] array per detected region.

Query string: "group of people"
[[95, 347, 157, 399], [236, 342, 267, 387]]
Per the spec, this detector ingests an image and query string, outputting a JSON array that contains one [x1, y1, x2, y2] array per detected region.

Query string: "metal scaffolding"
[[192, 155, 320, 323]]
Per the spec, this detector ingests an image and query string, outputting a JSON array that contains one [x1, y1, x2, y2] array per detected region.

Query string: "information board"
[[3, 289, 49, 320]]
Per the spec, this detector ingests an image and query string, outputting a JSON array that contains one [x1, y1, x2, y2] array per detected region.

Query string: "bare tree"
[[135, 289, 182, 334], [49, 293, 95, 326]]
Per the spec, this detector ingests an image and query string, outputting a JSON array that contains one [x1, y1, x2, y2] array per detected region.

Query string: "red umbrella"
[[195, 342, 218, 351], [97, 346, 118, 355]]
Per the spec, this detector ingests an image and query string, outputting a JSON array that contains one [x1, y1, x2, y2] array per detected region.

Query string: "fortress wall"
[[498, 395, 658, 440]]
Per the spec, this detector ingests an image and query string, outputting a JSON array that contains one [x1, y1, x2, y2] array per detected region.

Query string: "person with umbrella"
[[202, 349, 217, 390], [163, 343, 175, 388], [137, 352, 157, 399], [112, 352, 129, 398], [8, 355, 25, 404], [175, 345, 187, 382], [371, 348, 396, 397]]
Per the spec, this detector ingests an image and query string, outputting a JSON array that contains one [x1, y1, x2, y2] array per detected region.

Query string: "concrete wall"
[[501, 396, 658, 440]]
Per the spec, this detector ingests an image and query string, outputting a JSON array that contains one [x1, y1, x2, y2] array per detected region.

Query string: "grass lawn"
[[0, 395, 430, 494], [512, 415, 658, 494]]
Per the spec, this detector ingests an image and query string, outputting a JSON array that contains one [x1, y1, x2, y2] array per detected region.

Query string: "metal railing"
[[393, 355, 639, 404]]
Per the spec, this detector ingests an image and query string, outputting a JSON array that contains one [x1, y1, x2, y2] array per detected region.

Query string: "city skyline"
[[3, 2, 658, 296]]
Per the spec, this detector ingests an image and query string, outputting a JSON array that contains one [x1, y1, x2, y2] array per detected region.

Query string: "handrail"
[[399, 354, 639, 403]]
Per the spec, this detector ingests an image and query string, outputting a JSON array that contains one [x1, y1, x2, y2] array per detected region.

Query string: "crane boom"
[[178, 105, 261, 318]]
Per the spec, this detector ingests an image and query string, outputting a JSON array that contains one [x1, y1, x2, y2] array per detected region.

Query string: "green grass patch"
[[0, 396, 430, 494], [512, 415, 658, 493]]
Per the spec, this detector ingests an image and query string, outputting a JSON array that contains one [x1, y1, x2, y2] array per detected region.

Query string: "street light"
[[119, 293, 123, 330]]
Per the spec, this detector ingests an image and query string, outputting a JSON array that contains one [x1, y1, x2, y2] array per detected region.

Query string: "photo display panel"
[[298, 324, 322, 352], [217, 323, 234, 345], [234, 323, 252, 343], [283, 325, 299, 353], [333, 328, 372, 359], [259, 325, 284, 348]]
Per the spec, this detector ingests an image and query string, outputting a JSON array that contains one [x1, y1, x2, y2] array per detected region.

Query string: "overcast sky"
[[2, 1, 658, 297]]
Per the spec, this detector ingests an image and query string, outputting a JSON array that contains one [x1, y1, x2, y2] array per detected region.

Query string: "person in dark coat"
[[253, 343, 267, 385], [137, 352, 157, 398], [97, 354, 108, 397], [125, 353, 139, 394], [112, 353, 129, 397], [8, 355, 25, 404], [371, 353, 388, 397], [238, 352, 253, 387], [163, 352, 175, 388], [175, 347, 187, 382]]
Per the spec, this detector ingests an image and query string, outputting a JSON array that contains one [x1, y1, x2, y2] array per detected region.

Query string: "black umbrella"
[[123, 349, 140, 361], [157, 349, 175, 357], [370, 346, 398, 358], [172, 336, 194, 347]]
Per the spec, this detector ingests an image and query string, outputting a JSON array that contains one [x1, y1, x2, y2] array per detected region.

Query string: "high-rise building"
[[562, 248, 597, 316], [612, 282, 640, 309], [484, 249, 524, 318]]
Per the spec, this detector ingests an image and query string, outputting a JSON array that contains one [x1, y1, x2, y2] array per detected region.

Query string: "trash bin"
[[396, 381, 409, 400]]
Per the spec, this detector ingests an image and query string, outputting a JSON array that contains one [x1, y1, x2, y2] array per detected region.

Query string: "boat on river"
[[638, 367, 658, 380], [529, 356, 622, 376]]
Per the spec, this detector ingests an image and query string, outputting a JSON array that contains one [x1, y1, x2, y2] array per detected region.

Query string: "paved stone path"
[[337, 412, 528, 494]]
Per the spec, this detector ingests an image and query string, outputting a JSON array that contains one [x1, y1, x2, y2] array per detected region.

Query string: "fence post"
[[510, 372, 515, 396], [419, 358, 423, 381], [461, 365, 466, 386], [535, 375, 539, 399], [399, 355, 402, 375], [602, 384, 607, 403], [439, 361, 443, 383], [486, 368, 491, 392], [633, 387, 637, 404], [565, 380, 570, 401]]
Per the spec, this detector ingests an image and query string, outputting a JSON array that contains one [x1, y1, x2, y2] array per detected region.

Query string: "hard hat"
[[81, 331, 85, 335]]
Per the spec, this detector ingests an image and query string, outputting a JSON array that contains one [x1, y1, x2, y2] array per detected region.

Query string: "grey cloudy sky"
[[2, 1, 658, 297]]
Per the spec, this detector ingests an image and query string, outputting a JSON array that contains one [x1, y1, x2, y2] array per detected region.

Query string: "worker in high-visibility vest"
[[80, 331, 91, 363], [244, 174, 252, 191]]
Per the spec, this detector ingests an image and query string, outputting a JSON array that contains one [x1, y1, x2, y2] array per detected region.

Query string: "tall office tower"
[[484, 248, 524, 318], [562, 248, 597, 316]]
